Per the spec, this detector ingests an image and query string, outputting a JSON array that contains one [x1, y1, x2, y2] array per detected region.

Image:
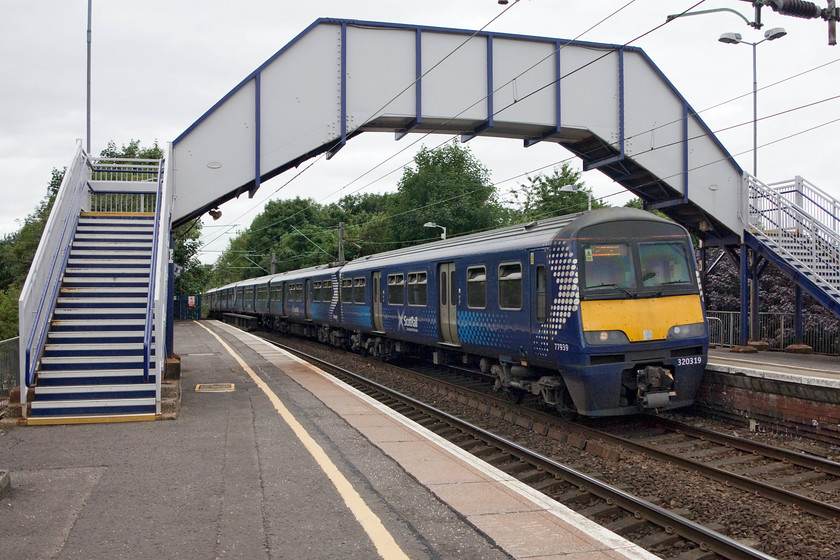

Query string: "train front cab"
[[554, 212, 707, 417]]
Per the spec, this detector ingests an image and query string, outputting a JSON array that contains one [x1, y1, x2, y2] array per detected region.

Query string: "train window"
[[354, 278, 366, 304], [341, 279, 352, 303], [245, 286, 255, 303], [387, 274, 404, 305], [638, 242, 692, 288], [536, 265, 547, 323], [313, 281, 322, 302], [257, 285, 268, 302], [583, 243, 634, 291], [466, 266, 486, 309], [498, 263, 522, 310], [408, 272, 427, 306], [270, 284, 283, 304], [323, 280, 333, 302], [439, 271, 447, 306]]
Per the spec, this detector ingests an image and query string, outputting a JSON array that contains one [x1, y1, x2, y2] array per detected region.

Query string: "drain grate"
[[195, 383, 235, 392]]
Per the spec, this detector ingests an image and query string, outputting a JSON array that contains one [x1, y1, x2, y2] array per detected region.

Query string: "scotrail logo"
[[397, 309, 419, 332]]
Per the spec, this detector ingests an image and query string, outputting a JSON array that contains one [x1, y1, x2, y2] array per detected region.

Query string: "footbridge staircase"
[[16, 19, 840, 422], [17, 146, 171, 424], [744, 176, 840, 317]]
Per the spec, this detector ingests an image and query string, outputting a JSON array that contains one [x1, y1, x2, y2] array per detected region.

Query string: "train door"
[[304, 279, 311, 320], [439, 262, 460, 345], [372, 271, 384, 332], [530, 250, 548, 355]]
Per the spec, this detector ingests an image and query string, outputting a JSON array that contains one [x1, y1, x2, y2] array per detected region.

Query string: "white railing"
[[765, 176, 840, 235], [18, 147, 170, 406], [148, 149, 174, 410], [745, 175, 840, 293], [18, 143, 93, 403]]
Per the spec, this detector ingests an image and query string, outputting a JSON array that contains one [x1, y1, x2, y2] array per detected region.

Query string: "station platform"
[[707, 347, 840, 388], [0, 320, 656, 560]]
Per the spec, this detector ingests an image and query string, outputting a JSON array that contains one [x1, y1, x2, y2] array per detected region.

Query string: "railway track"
[[261, 335, 781, 560]]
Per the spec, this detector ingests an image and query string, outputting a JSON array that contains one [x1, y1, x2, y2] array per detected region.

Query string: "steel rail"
[[261, 336, 776, 560], [650, 416, 840, 477]]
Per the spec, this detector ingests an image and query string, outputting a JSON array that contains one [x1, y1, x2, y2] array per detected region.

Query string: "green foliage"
[[386, 142, 503, 246], [173, 221, 211, 295], [511, 163, 604, 221], [100, 139, 164, 160], [0, 284, 20, 340]]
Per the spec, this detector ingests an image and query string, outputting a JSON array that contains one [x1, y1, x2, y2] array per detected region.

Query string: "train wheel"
[[502, 388, 524, 404], [555, 388, 578, 421]]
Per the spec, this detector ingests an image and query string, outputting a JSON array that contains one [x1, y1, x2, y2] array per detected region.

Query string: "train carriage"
[[207, 208, 707, 417]]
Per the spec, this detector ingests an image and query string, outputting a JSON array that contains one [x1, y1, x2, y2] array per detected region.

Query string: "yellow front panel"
[[580, 295, 704, 342]]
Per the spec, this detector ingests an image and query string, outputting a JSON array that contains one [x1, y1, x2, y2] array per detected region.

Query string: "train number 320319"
[[676, 356, 703, 366]]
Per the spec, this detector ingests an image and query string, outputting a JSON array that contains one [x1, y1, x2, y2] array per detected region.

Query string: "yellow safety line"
[[195, 322, 409, 560]]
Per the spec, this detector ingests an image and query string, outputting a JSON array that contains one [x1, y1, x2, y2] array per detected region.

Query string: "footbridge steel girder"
[[171, 18, 744, 243]]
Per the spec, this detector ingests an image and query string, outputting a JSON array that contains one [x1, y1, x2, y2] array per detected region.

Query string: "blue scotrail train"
[[207, 207, 708, 417]]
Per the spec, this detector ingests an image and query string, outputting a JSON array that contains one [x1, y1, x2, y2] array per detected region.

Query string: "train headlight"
[[666, 322, 706, 340], [584, 330, 629, 345]]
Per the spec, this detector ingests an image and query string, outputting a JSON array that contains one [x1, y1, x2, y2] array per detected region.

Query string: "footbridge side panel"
[[171, 19, 745, 242]]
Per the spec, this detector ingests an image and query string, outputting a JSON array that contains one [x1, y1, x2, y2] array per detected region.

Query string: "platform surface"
[[0, 320, 656, 560], [708, 347, 840, 388]]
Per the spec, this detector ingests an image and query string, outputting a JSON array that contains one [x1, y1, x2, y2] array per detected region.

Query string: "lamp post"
[[423, 222, 446, 240], [558, 185, 592, 211], [718, 27, 787, 177]]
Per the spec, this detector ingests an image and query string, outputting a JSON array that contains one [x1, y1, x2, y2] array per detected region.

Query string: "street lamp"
[[423, 222, 447, 240], [559, 185, 592, 211], [718, 27, 787, 177]]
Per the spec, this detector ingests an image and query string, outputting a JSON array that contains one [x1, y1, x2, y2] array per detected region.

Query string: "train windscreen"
[[578, 221, 696, 300]]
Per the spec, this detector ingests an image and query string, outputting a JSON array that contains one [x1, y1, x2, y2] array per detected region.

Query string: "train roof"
[[341, 207, 677, 272], [205, 208, 682, 293]]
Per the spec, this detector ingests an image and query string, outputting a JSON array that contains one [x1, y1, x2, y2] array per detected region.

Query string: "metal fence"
[[89, 191, 157, 213], [0, 337, 19, 398], [707, 310, 840, 355]]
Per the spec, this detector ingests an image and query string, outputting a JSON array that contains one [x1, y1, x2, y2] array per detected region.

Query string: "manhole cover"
[[195, 383, 235, 392]]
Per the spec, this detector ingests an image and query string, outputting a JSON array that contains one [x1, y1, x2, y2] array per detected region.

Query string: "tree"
[[172, 221, 210, 295], [511, 163, 603, 221], [386, 141, 503, 246], [100, 139, 164, 160]]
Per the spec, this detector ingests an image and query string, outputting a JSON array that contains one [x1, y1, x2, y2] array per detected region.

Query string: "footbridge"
[[17, 18, 839, 422]]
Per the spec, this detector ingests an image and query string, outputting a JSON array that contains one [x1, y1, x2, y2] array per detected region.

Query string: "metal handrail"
[[767, 176, 840, 232], [19, 145, 91, 398], [143, 159, 165, 381], [747, 177, 840, 294]]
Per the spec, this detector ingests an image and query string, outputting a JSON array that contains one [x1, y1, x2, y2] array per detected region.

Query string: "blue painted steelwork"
[[740, 246, 750, 345], [23, 148, 91, 389], [172, 17, 740, 176], [683, 102, 690, 202], [252, 72, 261, 196], [327, 22, 348, 160], [745, 232, 840, 317], [143, 159, 165, 382], [618, 48, 625, 160]]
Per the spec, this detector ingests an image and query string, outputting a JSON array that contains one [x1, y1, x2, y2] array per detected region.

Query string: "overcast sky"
[[2, 1, 838, 264]]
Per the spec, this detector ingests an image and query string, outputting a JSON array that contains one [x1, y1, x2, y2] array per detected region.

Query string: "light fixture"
[[718, 27, 787, 177], [718, 32, 743, 44], [423, 222, 447, 240], [208, 208, 222, 220], [558, 185, 593, 211], [764, 27, 787, 41]]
